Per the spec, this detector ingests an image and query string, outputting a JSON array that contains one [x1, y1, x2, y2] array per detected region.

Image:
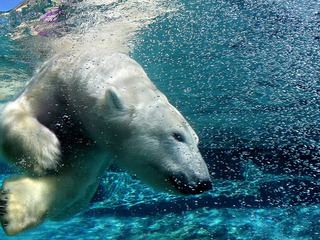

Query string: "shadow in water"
[[87, 177, 320, 218], [87, 144, 320, 218]]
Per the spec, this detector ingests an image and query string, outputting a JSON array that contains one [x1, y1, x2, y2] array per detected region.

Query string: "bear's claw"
[[0, 190, 9, 229], [0, 204, 6, 213], [0, 190, 8, 218]]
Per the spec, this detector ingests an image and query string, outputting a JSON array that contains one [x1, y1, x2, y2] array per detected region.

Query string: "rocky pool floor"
[[0, 172, 319, 240]]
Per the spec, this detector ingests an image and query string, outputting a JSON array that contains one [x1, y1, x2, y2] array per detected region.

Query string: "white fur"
[[0, 47, 211, 236]]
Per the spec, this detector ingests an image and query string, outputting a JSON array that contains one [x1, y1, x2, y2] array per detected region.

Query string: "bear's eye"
[[172, 132, 186, 143]]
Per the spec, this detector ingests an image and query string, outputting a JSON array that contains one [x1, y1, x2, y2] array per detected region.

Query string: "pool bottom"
[[0, 172, 319, 239], [1, 203, 319, 240]]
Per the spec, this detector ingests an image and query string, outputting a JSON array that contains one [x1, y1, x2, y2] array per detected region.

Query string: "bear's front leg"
[[0, 150, 108, 236], [0, 101, 61, 175], [0, 175, 56, 236]]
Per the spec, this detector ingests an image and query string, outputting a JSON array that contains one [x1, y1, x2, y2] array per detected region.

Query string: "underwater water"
[[1, 0, 320, 239]]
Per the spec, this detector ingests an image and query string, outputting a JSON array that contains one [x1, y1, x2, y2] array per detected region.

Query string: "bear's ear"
[[105, 86, 124, 110]]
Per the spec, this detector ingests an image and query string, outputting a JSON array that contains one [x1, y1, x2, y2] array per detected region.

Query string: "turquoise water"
[[1, 0, 320, 239]]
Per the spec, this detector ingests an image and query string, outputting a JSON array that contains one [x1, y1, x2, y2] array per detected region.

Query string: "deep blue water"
[[0, 0, 320, 239]]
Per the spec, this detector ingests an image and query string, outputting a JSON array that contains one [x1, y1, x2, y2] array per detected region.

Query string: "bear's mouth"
[[169, 173, 212, 195]]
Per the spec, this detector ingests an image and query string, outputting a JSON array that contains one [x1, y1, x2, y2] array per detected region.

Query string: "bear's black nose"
[[169, 174, 212, 195], [194, 179, 212, 195]]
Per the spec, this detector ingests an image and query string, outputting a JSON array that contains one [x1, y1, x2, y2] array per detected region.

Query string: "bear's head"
[[70, 51, 212, 195], [101, 84, 212, 196]]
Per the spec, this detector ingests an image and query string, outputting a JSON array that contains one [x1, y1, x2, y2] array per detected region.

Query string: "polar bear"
[[0, 47, 212, 236]]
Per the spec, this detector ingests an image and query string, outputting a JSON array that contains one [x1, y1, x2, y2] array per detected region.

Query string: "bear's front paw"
[[2, 115, 61, 175], [26, 123, 61, 174], [0, 176, 50, 236]]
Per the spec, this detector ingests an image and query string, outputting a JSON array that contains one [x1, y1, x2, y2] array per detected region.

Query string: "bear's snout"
[[169, 173, 212, 195]]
